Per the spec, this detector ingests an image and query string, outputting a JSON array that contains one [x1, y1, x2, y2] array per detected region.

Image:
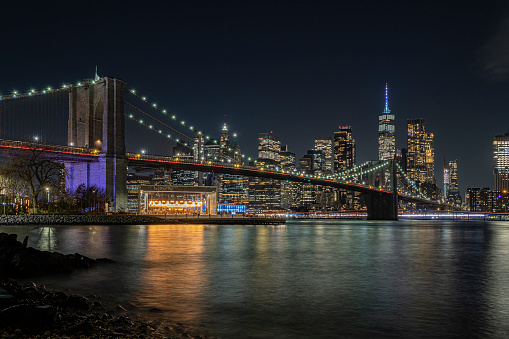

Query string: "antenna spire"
[[94, 66, 100, 81], [384, 83, 389, 113]]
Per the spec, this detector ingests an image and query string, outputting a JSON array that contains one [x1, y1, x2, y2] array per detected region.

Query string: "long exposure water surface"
[[1, 220, 509, 338]]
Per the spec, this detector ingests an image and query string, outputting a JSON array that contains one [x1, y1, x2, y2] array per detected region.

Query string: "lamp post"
[[45, 187, 50, 212]]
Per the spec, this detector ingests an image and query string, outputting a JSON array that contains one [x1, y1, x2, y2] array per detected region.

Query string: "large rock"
[[0, 232, 109, 278]]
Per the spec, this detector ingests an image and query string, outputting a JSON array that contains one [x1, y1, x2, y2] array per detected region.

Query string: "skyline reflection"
[[1, 221, 508, 337]]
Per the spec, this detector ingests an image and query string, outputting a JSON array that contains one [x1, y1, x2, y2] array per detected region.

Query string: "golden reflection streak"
[[135, 224, 207, 326]]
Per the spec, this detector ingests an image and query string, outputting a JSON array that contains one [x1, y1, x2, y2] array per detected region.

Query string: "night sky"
[[2, 1, 509, 195]]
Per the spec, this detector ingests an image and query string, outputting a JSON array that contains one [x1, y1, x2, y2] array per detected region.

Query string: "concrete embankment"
[[0, 214, 286, 225]]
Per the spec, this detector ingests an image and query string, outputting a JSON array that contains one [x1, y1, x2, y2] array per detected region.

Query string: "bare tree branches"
[[0, 148, 65, 213]]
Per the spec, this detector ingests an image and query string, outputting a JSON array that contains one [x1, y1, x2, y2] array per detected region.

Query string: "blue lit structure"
[[217, 204, 247, 214]]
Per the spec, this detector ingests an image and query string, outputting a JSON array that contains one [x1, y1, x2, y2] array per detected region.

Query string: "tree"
[[0, 148, 65, 214], [72, 184, 108, 213]]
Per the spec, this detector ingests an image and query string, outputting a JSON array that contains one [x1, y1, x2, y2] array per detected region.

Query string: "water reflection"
[[1, 221, 509, 338], [134, 225, 207, 327], [37, 227, 58, 251]]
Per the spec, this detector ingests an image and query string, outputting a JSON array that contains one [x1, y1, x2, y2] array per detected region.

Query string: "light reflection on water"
[[2, 221, 509, 338]]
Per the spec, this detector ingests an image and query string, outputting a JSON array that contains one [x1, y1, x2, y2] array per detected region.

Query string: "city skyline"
[[1, 1, 509, 194]]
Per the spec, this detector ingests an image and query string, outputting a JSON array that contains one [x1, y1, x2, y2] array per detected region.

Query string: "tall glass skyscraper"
[[378, 83, 395, 160], [493, 132, 509, 192], [334, 126, 356, 173]]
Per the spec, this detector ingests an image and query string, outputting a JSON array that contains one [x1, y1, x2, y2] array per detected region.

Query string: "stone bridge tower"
[[66, 77, 127, 212]]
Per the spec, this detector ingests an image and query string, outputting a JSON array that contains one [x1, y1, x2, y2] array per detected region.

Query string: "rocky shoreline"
[[0, 232, 213, 338], [0, 214, 285, 225], [0, 215, 168, 226]]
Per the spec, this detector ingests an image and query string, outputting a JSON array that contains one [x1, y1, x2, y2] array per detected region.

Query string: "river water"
[[1, 220, 509, 338]]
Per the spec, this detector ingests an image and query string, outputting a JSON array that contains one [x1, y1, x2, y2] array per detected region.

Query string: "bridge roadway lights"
[[365, 191, 398, 220]]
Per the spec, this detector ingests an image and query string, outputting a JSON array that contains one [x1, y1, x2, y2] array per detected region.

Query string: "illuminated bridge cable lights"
[[127, 112, 258, 161], [125, 113, 191, 149], [127, 89, 197, 134], [395, 163, 427, 199], [124, 102, 193, 142], [126, 87, 249, 158], [0, 81, 94, 101]]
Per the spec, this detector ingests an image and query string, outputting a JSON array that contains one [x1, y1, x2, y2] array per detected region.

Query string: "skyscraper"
[[424, 132, 435, 183], [443, 158, 451, 199], [334, 126, 358, 210], [248, 132, 282, 212], [220, 123, 234, 164], [280, 147, 300, 210], [378, 83, 395, 160], [444, 159, 462, 205], [314, 138, 333, 174], [217, 124, 248, 206], [193, 130, 205, 185], [407, 119, 427, 184], [258, 132, 281, 163], [334, 126, 356, 173], [493, 132, 509, 192], [193, 130, 205, 163], [407, 118, 437, 199], [171, 143, 195, 186]]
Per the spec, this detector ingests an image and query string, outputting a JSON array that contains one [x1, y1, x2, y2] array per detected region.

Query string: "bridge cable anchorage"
[[124, 101, 193, 142]]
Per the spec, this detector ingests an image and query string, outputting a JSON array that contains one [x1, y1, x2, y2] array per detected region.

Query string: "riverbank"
[[1, 279, 210, 338], [0, 232, 214, 338], [0, 214, 286, 225]]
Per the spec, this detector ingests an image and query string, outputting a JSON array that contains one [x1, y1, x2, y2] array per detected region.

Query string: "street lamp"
[[45, 187, 50, 211]]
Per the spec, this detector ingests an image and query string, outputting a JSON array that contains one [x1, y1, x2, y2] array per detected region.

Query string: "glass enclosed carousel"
[[138, 185, 217, 215]]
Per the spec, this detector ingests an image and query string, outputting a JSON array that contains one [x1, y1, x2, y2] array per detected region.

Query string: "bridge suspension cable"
[[395, 163, 428, 199], [0, 80, 99, 101], [126, 90, 200, 136], [125, 87, 256, 161], [0, 89, 68, 145], [125, 102, 194, 142]]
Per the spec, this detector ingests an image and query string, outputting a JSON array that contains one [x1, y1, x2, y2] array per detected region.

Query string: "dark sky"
[[1, 1, 509, 195]]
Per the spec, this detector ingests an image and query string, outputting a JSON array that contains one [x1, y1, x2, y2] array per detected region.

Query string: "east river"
[[2, 220, 509, 338]]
